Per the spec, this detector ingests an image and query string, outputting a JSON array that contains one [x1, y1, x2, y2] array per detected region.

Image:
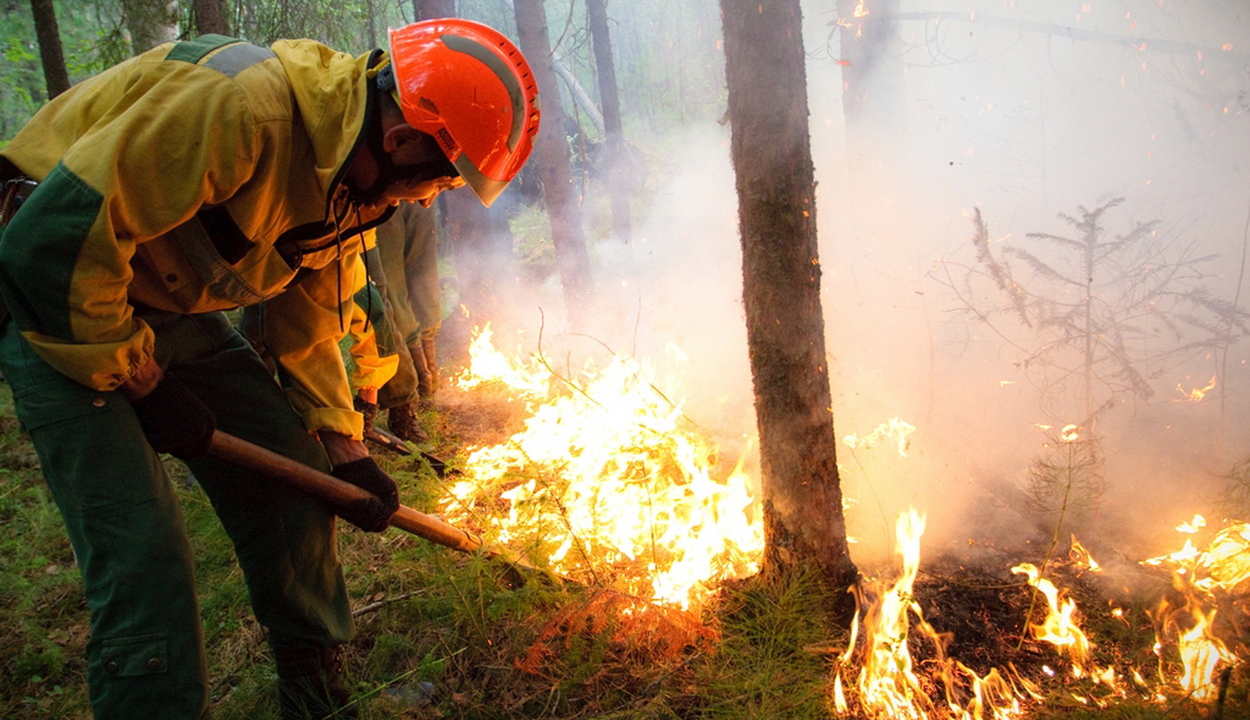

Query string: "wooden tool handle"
[[208, 430, 483, 553]]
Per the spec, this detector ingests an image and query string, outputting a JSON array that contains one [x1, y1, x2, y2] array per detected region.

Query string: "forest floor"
[[0, 376, 1248, 720]]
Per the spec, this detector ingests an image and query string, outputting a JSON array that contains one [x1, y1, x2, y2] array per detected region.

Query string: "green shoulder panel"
[[165, 34, 241, 64]]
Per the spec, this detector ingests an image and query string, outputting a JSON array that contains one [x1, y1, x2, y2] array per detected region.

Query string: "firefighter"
[[0, 18, 538, 720], [372, 199, 443, 440]]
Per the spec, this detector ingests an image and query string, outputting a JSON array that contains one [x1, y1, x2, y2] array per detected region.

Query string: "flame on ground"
[[835, 508, 1029, 719], [443, 326, 1246, 711], [836, 508, 1247, 717], [442, 324, 763, 610]]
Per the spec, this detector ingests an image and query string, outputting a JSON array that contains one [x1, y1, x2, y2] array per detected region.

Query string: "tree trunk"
[[411, 0, 516, 337], [837, 0, 905, 199], [122, 0, 180, 53], [29, 0, 69, 99], [412, 0, 454, 20], [513, 0, 592, 328], [586, 0, 631, 244], [551, 55, 604, 135], [362, 0, 378, 49], [191, 0, 229, 36], [719, 0, 858, 590], [442, 189, 511, 324]]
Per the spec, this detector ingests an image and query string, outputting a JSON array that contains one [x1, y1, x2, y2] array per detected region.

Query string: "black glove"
[[330, 457, 399, 532], [130, 371, 216, 460]]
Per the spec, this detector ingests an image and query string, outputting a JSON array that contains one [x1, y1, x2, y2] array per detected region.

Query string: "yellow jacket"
[[0, 34, 396, 438], [345, 233, 399, 393]]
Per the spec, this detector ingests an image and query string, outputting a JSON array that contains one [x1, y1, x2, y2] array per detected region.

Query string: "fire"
[[455, 323, 549, 396], [843, 417, 916, 457], [442, 325, 763, 610], [836, 509, 1029, 719], [1011, 563, 1092, 675], [446, 327, 1248, 710], [1141, 518, 1247, 700], [1068, 535, 1102, 572], [1174, 375, 1216, 402], [843, 508, 930, 719], [836, 509, 1250, 716]]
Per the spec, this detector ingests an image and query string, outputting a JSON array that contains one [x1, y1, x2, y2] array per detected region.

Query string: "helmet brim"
[[453, 153, 510, 207]]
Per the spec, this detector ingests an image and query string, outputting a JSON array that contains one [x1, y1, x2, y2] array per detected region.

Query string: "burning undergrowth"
[[424, 324, 1250, 718], [436, 323, 764, 612], [831, 511, 1250, 719]]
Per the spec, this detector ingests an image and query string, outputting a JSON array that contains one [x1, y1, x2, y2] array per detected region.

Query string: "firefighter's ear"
[[383, 126, 445, 168], [382, 123, 424, 154]]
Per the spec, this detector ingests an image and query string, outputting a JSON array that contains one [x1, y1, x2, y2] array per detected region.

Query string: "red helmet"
[[388, 19, 540, 207]]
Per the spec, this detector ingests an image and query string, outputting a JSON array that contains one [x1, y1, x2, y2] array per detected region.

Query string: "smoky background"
[[461, 0, 1250, 570]]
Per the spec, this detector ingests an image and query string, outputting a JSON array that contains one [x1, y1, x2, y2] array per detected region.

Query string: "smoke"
[[798, 0, 1250, 563], [469, 0, 1250, 569]]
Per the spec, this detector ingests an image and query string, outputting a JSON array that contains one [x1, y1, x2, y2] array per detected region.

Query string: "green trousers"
[[0, 310, 354, 720]]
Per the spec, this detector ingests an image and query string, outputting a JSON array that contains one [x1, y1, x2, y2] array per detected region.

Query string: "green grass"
[[0, 380, 1247, 719]]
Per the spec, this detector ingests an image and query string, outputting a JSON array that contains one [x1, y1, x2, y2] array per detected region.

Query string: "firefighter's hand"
[[120, 353, 164, 400], [127, 370, 217, 460], [329, 456, 400, 532]]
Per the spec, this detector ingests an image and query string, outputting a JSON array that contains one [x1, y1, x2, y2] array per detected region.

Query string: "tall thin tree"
[[29, 0, 69, 98], [411, 0, 519, 345], [586, 0, 631, 244], [514, 0, 592, 328], [836, 0, 905, 202], [192, 0, 229, 36], [121, 0, 179, 52], [413, 0, 454, 18], [720, 0, 858, 590]]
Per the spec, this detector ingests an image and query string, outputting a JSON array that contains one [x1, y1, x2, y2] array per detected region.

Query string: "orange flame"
[[1142, 517, 1245, 700], [843, 417, 916, 457], [443, 326, 763, 610], [1012, 563, 1092, 675], [837, 509, 1029, 719], [1174, 375, 1216, 402]]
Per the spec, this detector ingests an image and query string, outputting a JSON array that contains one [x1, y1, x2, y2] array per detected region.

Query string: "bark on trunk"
[[29, 0, 70, 99], [191, 0, 229, 36], [412, 0, 517, 329], [442, 188, 511, 319], [586, 0, 631, 244], [720, 0, 858, 590], [412, 0, 455, 19], [836, 0, 905, 196], [514, 0, 592, 328], [122, 0, 180, 52]]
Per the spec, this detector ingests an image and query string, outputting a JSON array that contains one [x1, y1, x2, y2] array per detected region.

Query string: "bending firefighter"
[[0, 19, 537, 720]]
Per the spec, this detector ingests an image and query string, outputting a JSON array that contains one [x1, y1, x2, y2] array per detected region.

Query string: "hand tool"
[[208, 430, 559, 584]]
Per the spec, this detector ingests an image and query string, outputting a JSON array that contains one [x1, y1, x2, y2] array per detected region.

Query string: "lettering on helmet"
[[436, 128, 460, 158]]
